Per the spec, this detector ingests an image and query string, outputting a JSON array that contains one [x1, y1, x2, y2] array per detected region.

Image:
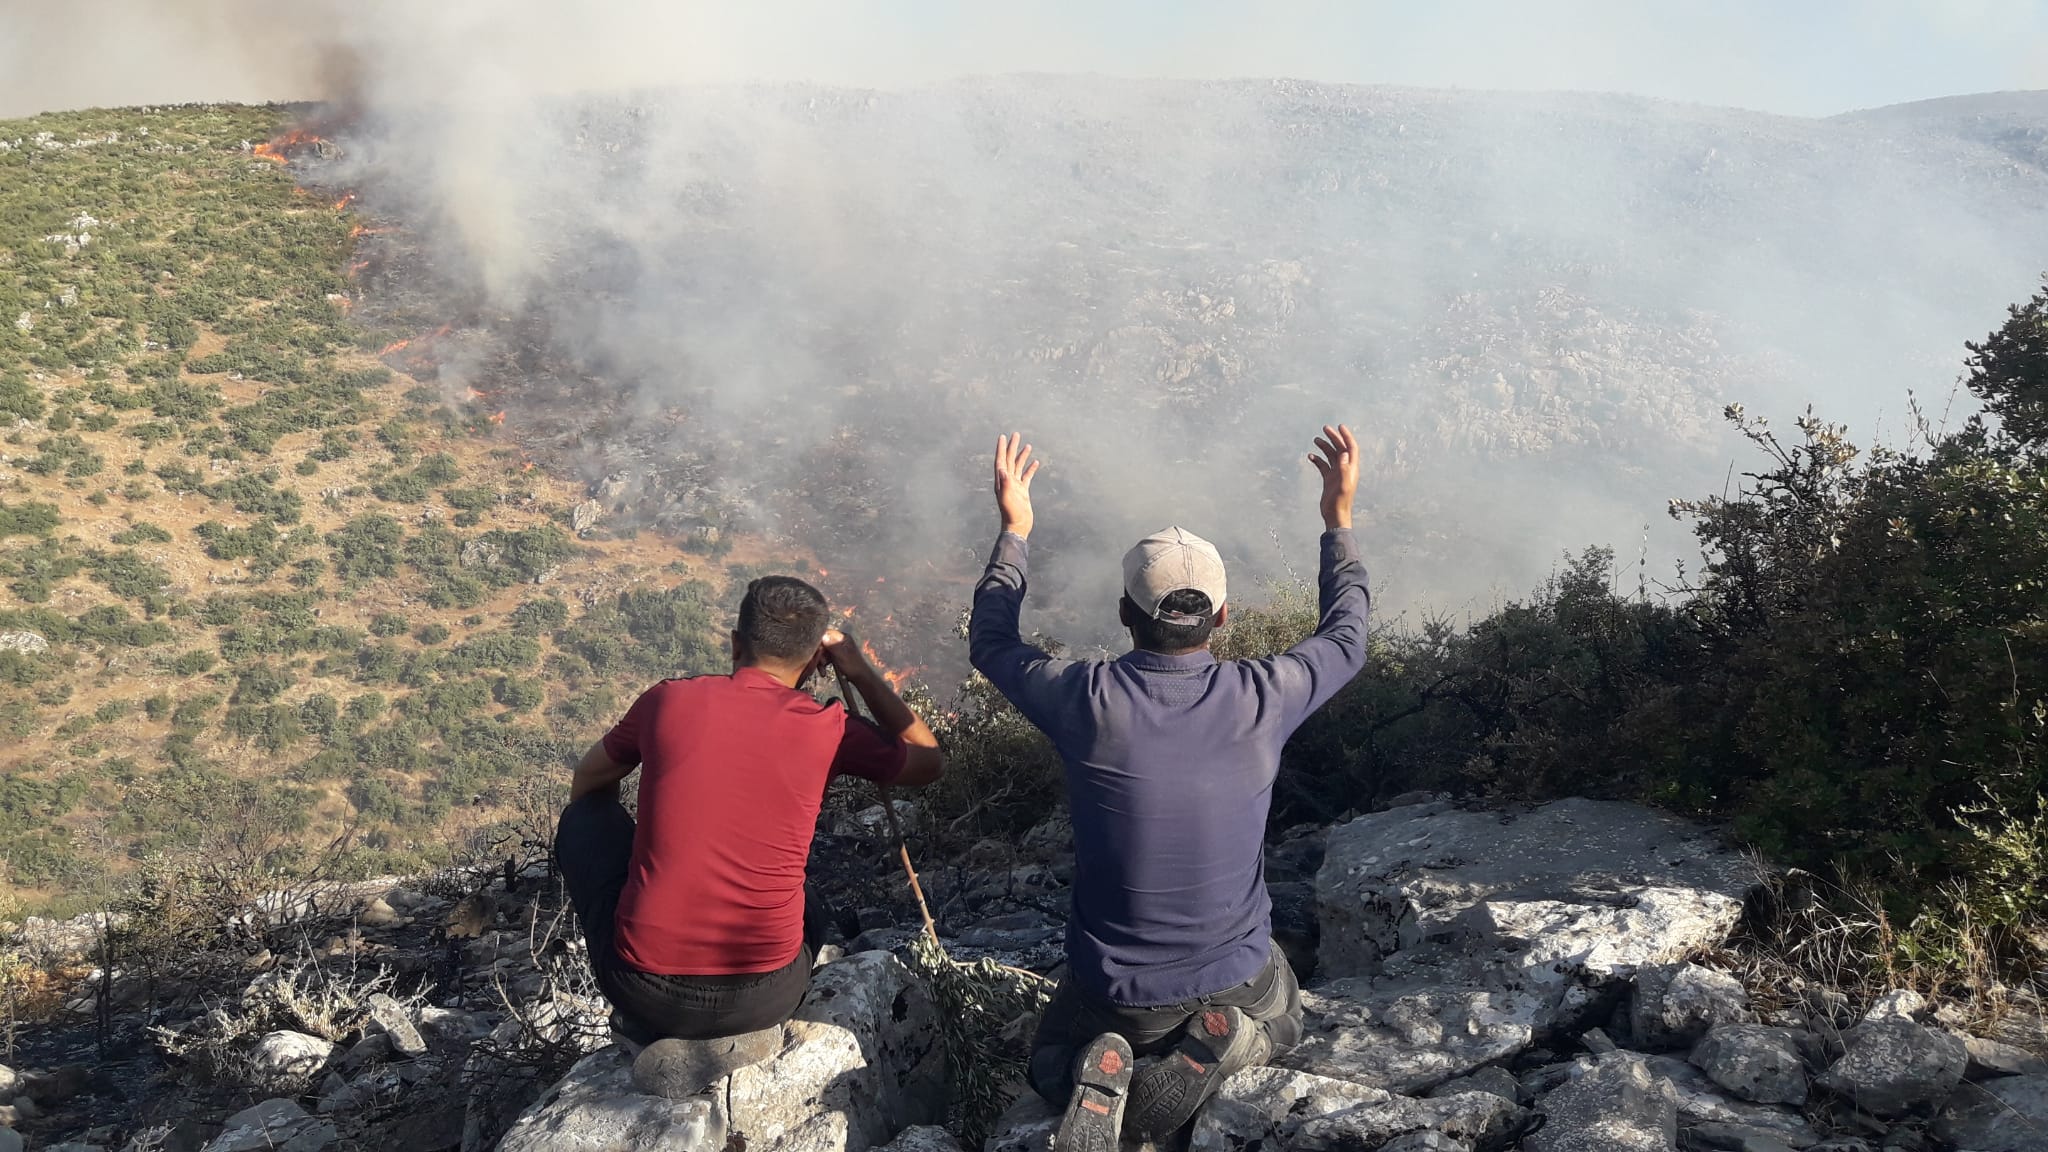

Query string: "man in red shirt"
[[556, 575, 944, 1088]]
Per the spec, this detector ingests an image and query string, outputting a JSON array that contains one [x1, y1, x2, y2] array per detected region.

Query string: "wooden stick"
[[835, 665, 941, 949]]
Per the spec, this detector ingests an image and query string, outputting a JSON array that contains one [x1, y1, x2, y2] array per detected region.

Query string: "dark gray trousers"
[[1027, 941, 1304, 1105]]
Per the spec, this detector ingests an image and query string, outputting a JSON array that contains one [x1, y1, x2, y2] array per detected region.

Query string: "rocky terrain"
[[4, 795, 2044, 1151]]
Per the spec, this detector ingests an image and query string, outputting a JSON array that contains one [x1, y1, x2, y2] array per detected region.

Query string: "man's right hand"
[[820, 628, 875, 682], [993, 433, 1041, 539], [1309, 424, 1359, 530]]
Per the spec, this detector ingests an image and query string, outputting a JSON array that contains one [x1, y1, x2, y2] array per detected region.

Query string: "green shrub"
[[111, 521, 173, 545], [0, 499, 61, 538]]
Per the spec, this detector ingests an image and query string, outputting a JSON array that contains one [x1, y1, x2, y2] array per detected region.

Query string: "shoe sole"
[[1055, 1034, 1135, 1152], [1124, 1007, 1262, 1139]]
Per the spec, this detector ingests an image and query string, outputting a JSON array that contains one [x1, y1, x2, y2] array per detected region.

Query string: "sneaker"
[[1123, 1006, 1270, 1139], [631, 1025, 785, 1099], [1054, 1032, 1135, 1152]]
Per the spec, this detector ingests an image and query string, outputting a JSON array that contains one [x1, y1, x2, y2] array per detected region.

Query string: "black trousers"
[[1027, 941, 1304, 1105], [555, 792, 822, 1044]]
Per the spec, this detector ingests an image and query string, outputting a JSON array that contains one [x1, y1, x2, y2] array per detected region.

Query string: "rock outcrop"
[[496, 951, 943, 1152]]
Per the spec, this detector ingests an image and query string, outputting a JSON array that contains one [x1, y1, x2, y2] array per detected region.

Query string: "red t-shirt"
[[601, 668, 906, 975]]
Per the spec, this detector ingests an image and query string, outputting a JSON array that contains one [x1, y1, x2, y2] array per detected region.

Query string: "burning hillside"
[[268, 81, 2048, 658]]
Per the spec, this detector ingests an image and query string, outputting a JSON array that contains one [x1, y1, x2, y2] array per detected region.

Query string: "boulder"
[[1691, 1025, 1811, 1106], [873, 1126, 963, 1152], [1188, 1066, 1525, 1152], [497, 951, 943, 1152], [249, 1032, 335, 1088], [1633, 964, 1754, 1050], [1638, 1056, 1819, 1147], [366, 993, 429, 1057], [1527, 1052, 1678, 1152], [204, 1098, 338, 1152], [1316, 799, 1755, 1018], [981, 1095, 1061, 1152], [1860, 990, 1926, 1025], [24, 1063, 88, 1104], [1676, 1125, 1801, 1151], [1426, 1065, 1524, 1106], [1932, 1073, 2048, 1152], [1957, 1032, 2048, 1079], [417, 1005, 494, 1047], [1379, 1133, 1472, 1152], [1815, 1020, 1966, 1117], [1278, 979, 1543, 1093]]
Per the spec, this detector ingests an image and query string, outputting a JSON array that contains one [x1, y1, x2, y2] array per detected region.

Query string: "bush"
[[328, 514, 404, 583], [0, 500, 60, 538]]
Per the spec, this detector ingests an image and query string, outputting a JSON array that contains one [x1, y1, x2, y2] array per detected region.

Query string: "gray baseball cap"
[[1122, 527, 1227, 624]]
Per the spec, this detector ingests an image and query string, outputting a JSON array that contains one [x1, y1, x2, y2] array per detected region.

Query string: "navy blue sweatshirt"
[[969, 529, 1370, 1006]]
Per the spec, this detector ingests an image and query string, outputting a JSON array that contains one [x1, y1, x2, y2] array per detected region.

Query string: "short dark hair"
[[736, 576, 830, 663], [1125, 589, 1217, 654]]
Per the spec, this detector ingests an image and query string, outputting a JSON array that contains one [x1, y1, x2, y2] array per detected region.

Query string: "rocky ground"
[[4, 796, 2046, 1151]]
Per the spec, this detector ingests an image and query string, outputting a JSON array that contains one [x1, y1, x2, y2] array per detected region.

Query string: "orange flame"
[[253, 128, 326, 164], [858, 639, 922, 691], [333, 192, 356, 211], [488, 410, 506, 425], [347, 259, 369, 277], [378, 324, 452, 358], [520, 460, 535, 472], [817, 568, 829, 578]]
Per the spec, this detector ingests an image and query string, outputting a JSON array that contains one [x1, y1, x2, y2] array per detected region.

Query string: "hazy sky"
[[2, 0, 2043, 120]]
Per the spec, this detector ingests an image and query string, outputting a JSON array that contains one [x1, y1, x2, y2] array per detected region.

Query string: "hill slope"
[[0, 105, 761, 914]]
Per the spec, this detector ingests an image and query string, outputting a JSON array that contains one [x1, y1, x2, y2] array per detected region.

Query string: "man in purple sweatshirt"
[[969, 426, 1370, 1151]]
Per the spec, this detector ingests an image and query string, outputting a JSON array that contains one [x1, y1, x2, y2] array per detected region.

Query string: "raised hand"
[[993, 432, 1042, 539], [820, 627, 875, 681], [1308, 424, 1359, 530]]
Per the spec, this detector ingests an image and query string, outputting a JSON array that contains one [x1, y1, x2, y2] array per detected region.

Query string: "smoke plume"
[[8, 3, 2048, 648]]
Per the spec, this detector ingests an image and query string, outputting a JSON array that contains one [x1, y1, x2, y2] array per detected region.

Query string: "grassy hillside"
[[0, 105, 743, 915]]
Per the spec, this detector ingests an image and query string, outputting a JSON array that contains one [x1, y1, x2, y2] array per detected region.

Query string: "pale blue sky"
[[3, 0, 2044, 119]]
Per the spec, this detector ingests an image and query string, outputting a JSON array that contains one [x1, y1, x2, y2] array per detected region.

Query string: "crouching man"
[[970, 427, 1370, 1149], [556, 575, 944, 1097]]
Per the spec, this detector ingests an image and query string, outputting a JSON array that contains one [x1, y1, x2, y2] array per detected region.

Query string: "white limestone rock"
[[1932, 1072, 2048, 1152], [498, 951, 943, 1152], [1691, 1024, 1811, 1106], [1631, 963, 1753, 1050], [249, 1031, 335, 1089], [1316, 799, 1756, 1019], [1815, 1019, 1967, 1118], [1279, 979, 1544, 1094], [1526, 1052, 1677, 1152], [1188, 1066, 1524, 1152]]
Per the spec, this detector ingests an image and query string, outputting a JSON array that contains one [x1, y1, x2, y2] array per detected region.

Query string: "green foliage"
[[0, 373, 46, 421], [111, 521, 173, 545], [328, 513, 404, 583], [0, 499, 60, 538], [371, 452, 460, 503], [204, 468, 302, 524], [415, 622, 450, 646], [85, 547, 170, 606]]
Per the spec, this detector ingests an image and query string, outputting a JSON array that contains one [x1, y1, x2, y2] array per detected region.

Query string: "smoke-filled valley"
[[309, 78, 2048, 645]]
